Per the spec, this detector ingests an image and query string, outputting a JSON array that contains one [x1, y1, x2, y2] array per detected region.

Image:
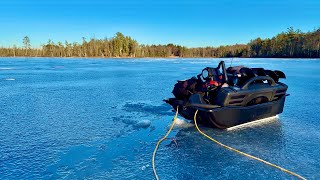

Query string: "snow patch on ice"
[[4, 78, 15, 81], [0, 67, 14, 70], [173, 118, 194, 129], [133, 120, 151, 129]]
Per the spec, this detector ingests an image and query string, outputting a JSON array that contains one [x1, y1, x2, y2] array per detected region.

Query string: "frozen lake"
[[0, 58, 319, 179]]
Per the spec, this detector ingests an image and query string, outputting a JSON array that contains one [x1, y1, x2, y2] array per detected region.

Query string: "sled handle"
[[187, 103, 221, 109], [241, 76, 276, 90]]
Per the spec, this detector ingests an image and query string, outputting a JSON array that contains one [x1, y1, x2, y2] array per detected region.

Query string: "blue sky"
[[0, 0, 319, 48]]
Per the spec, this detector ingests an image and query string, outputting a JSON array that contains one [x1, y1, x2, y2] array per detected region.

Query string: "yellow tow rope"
[[193, 109, 306, 180], [152, 108, 306, 180], [152, 106, 179, 180]]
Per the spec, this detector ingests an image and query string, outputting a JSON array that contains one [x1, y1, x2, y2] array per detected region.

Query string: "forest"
[[0, 27, 319, 58]]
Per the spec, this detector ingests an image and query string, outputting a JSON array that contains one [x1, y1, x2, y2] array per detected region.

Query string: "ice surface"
[[0, 57, 319, 179]]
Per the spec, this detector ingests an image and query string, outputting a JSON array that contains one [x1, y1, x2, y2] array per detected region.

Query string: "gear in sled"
[[165, 61, 288, 129]]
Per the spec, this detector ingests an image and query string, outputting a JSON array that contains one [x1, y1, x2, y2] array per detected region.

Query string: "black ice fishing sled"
[[165, 61, 288, 129]]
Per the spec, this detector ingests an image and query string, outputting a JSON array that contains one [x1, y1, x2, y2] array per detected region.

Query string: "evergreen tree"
[[22, 36, 31, 56]]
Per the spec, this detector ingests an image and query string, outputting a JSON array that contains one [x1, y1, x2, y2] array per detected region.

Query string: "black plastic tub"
[[166, 95, 286, 129]]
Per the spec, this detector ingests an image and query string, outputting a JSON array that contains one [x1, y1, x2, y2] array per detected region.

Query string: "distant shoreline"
[[1, 29, 320, 59], [0, 56, 319, 60]]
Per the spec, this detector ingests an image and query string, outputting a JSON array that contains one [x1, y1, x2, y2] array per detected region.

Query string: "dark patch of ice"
[[122, 102, 172, 116]]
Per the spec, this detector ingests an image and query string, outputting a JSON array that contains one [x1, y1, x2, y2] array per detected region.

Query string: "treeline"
[[248, 27, 320, 58], [0, 28, 319, 58]]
